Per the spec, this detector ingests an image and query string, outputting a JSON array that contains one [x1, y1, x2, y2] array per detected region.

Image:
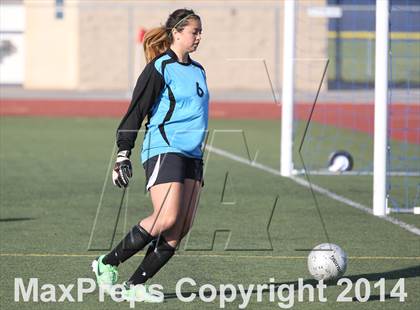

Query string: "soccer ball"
[[307, 243, 347, 281]]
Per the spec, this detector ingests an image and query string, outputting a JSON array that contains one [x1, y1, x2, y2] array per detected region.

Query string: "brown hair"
[[143, 9, 200, 63]]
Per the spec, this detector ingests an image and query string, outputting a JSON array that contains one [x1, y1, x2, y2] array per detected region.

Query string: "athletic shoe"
[[119, 281, 164, 303], [91, 255, 118, 293]]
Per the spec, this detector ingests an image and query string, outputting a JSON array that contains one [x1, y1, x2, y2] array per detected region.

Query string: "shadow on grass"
[[345, 265, 420, 283], [0, 217, 35, 222], [164, 264, 420, 302]]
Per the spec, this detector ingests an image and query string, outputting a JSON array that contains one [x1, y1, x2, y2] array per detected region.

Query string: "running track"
[[0, 99, 419, 144]]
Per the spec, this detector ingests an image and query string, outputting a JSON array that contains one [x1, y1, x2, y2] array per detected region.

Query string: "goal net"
[[284, 1, 419, 212]]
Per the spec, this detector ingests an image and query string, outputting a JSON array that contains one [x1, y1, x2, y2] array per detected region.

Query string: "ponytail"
[[143, 9, 200, 63], [143, 27, 170, 63]]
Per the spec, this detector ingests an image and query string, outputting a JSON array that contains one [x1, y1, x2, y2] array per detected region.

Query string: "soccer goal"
[[280, 0, 420, 216]]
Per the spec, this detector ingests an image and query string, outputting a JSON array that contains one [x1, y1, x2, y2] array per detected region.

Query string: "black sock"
[[103, 224, 154, 266], [128, 236, 175, 285]]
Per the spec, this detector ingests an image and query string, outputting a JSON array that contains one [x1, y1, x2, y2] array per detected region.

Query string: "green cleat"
[[91, 255, 118, 294], [120, 281, 164, 303]]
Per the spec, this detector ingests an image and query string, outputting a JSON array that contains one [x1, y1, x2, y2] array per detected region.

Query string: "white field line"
[[0, 253, 419, 260], [294, 169, 420, 177], [205, 145, 420, 237]]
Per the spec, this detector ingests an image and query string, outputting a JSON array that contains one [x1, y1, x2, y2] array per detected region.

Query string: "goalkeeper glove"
[[112, 150, 132, 188]]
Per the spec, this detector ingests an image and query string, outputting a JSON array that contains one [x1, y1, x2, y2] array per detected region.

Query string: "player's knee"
[[159, 214, 178, 232]]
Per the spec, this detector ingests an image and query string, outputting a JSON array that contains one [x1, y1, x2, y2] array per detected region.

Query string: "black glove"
[[112, 150, 132, 188]]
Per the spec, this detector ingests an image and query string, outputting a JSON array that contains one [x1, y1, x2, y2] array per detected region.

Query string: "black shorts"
[[143, 153, 204, 190]]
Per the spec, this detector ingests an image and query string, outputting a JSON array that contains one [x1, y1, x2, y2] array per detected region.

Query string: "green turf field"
[[1, 117, 419, 309], [328, 39, 420, 85]]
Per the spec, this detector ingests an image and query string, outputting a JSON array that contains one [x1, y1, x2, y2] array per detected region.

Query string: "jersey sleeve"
[[116, 62, 165, 153]]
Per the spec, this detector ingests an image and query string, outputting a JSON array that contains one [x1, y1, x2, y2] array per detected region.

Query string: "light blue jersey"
[[116, 49, 209, 163]]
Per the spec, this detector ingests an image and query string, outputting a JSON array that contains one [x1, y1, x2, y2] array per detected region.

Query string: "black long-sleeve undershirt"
[[116, 61, 165, 153]]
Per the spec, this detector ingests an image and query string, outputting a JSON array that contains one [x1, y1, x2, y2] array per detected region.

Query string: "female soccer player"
[[92, 8, 208, 302]]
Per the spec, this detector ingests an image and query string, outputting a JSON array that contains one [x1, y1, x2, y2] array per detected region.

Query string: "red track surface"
[[1, 99, 419, 144]]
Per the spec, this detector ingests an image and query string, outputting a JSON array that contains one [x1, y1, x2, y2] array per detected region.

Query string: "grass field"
[[0, 117, 419, 309], [328, 39, 420, 86]]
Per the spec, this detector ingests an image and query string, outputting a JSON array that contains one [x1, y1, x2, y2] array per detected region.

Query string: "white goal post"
[[280, 0, 296, 177], [373, 0, 389, 217], [280, 0, 394, 217]]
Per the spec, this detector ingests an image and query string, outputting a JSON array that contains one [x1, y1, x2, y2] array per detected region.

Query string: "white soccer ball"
[[307, 243, 347, 281]]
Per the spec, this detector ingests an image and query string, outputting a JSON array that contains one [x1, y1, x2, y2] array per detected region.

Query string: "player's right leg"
[[92, 224, 155, 292], [122, 182, 182, 284], [91, 154, 176, 292]]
